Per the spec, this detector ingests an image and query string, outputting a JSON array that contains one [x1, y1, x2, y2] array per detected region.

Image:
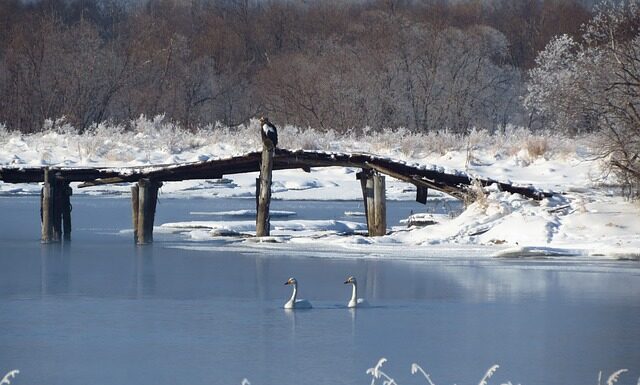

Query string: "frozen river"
[[0, 196, 639, 385]]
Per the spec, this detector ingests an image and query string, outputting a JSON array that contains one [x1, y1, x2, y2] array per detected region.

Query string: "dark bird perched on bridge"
[[259, 116, 278, 149]]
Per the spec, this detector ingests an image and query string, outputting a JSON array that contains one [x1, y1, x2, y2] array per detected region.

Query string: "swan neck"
[[289, 283, 298, 303], [350, 282, 357, 303]]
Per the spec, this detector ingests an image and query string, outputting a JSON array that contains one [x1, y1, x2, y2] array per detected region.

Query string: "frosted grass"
[[0, 370, 19, 385], [238, 358, 639, 385], [0, 115, 588, 167]]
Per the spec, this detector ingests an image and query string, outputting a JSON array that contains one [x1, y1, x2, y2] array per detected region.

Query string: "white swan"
[[344, 276, 369, 308], [283, 277, 312, 309]]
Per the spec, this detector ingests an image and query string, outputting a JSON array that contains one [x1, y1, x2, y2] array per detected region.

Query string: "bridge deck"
[[0, 149, 552, 200]]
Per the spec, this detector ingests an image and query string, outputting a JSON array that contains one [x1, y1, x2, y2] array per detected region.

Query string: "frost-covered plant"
[[464, 178, 489, 209], [411, 363, 437, 385], [597, 368, 635, 385], [525, 137, 548, 160], [129, 114, 207, 159], [369, 358, 637, 385], [369, 358, 507, 385], [0, 122, 9, 144], [366, 358, 398, 385], [0, 117, 591, 168], [0, 370, 19, 385], [77, 121, 127, 161], [478, 365, 500, 385], [43, 117, 76, 135]]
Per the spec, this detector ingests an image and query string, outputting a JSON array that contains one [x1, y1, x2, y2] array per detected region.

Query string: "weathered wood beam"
[[41, 168, 53, 243], [366, 162, 468, 200], [51, 173, 64, 242], [131, 184, 139, 243], [135, 179, 162, 245], [357, 170, 386, 236], [358, 169, 374, 235], [256, 147, 274, 237], [61, 181, 72, 241], [79, 177, 130, 187], [1, 167, 124, 183], [372, 174, 386, 236], [2, 149, 552, 201], [416, 186, 428, 204], [255, 178, 260, 215]]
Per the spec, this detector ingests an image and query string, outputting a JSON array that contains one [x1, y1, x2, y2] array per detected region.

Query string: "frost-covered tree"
[[525, 0, 640, 198], [524, 34, 585, 133], [581, 1, 640, 198]]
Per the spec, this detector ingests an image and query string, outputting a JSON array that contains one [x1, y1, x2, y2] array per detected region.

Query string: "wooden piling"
[[255, 177, 260, 215], [357, 170, 386, 236], [135, 179, 162, 244], [357, 169, 372, 235], [40, 171, 71, 243], [61, 181, 72, 241], [416, 186, 428, 204], [41, 168, 53, 243], [131, 184, 139, 243], [364, 176, 376, 234], [256, 147, 274, 237], [372, 174, 386, 236], [51, 173, 64, 242], [137, 179, 149, 244]]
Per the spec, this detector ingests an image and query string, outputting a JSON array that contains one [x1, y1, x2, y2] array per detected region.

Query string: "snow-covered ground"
[[1, 117, 638, 260]]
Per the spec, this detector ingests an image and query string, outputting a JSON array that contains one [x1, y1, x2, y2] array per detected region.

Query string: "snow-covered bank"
[[1, 118, 638, 259]]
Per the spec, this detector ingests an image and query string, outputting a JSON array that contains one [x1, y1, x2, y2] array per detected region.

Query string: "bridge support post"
[[61, 181, 72, 241], [255, 178, 260, 215], [41, 168, 53, 243], [51, 174, 62, 242], [41, 169, 73, 243], [256, 147, 274, 237], [52, 173, 72, 242], [131, 184, 139, 243], [416, 186, 428, 204], [373, 174, 387, 236], [357, 170, 386, 236], [132, 179, 162, 244]]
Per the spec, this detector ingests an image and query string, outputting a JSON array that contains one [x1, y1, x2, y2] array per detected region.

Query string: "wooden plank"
[[366, 162, 468, 200]]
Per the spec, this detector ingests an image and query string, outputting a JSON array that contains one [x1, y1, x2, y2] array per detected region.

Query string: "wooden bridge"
[[0, 148, 552, 244]]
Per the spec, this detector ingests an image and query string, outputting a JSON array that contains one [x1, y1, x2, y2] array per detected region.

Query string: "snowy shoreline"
[[1, 121, 639, 261]]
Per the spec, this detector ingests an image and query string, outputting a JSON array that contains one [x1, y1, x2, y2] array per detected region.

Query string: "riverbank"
[[1, 119, 639, 259]]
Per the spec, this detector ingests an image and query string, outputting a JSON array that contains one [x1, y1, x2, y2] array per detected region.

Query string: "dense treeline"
[[0, 0, 593, 133]]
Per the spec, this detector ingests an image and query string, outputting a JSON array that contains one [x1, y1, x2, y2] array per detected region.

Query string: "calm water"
[[0, 196, 639, 385]]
